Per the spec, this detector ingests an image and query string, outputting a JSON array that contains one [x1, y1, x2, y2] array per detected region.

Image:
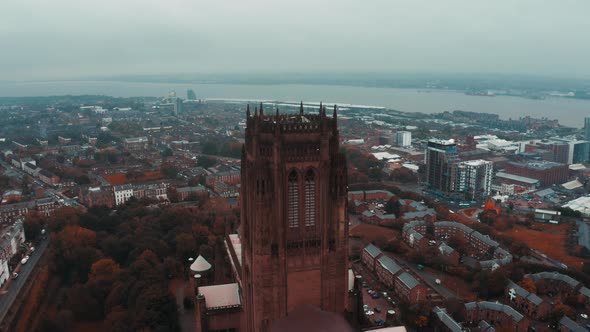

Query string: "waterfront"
[[1, 81, 589, 127]]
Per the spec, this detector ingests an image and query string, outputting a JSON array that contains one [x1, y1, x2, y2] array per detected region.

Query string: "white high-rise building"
[[396, 131, 412, 147], [454, 159, 493, 201]]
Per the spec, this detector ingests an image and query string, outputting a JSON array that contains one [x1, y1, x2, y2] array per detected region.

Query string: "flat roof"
[[199, 283, 241, 310], [495, 172, 539, 185], [563, 196, 590, 214]]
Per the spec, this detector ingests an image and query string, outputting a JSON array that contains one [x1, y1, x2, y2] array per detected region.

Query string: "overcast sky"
[[2, 0, 590, 81]]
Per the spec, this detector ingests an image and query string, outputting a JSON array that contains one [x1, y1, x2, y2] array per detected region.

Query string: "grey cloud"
[[1, 0, 590, 80]]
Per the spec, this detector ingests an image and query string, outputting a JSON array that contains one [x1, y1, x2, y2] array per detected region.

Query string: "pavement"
[[0, 236, 50, 324]]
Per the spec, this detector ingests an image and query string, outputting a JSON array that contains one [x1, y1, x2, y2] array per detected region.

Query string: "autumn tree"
[[23, 211, 46, 240], [47, 206, 81, 232], [88, 258, 121, 291], [518, 278, 537, 293], [447, 235, 468, 255]]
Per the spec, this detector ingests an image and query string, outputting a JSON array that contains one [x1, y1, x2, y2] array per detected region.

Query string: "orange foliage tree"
[[518, 278, 537, 293]]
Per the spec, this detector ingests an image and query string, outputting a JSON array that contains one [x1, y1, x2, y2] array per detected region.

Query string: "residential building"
[[123, 137, 149, 152], [113, 184, 133, 206], [505, 281, 551, 320], [454, 159, 493, 201], [394, 272, 427, 305], [464, 301, 530, 332], [559, 316, 586, 332], [177, 186, 209, 201], [396, 131, 412, 147], [133, 183, 168, 201], [38, 169, 60, 186], [35, 198, 61, 216], [79, 186, 114, 208], [425, 139, 460, 193], [432, 306, 464, 332], [362, 243, 383, 271], [375, 255, 402, 288], [0, 222, 25, 273]]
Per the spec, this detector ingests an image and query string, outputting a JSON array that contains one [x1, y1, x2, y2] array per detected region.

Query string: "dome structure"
[[190, 255, 212, 273]]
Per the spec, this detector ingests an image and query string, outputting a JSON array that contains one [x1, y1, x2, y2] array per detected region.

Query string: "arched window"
[[287, 170, 299, 228], [304, 169, 316, 227]]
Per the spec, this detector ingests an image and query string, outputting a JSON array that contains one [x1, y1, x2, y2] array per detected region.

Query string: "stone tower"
[[240, 102, 349, 332]]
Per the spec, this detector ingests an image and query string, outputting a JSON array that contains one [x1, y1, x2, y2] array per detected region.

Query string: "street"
[[0, 236, 50, 324]]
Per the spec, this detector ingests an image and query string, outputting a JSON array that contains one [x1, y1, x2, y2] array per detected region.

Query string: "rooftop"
[[397, 272, 419, 290], [378, 255, 402, 275], [508, 160, 566, 170], [190, 255, 211, 273], [495, 172, 540, 185], [198, 283, 241, 310], [364, 243, 383, 258]]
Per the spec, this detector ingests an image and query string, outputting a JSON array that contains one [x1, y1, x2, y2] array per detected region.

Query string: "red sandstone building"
[[504, 161, 569, 186], [194, 104, 352, 332]]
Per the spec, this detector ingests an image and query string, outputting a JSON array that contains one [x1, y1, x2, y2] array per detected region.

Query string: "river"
[[1, 81, 588, 128]]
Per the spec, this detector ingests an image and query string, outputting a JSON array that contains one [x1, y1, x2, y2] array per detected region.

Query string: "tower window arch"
[[304, 169, 316, 227], [287, 170, 299, 228]]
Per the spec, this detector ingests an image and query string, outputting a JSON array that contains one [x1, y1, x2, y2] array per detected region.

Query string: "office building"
[[505, 161, 569, 185], [187, 89, 196, 100]]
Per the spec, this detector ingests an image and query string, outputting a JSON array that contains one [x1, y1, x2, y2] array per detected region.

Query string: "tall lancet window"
[[288, 170, 299, 228], [304, 169, 316, 227]]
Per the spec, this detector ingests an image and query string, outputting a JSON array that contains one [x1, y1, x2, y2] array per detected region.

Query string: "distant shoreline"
[[0, 81, 588, 128]]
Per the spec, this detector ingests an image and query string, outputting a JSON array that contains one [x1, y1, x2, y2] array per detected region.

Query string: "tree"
[[197, 156, 216, 168], [201, 141, 218, 155], [160, 163, 178, 179], [385, 197, 402, 216], [447, 235, 468, 255], [390, 167, 418, 183], [415, 315, 428, 328], [167, 187, 179, 203], [88, 258, 121, 291], [518, 278, 537, 293], [47, 207, 80, 232], [66, 284, 102, 320], [24, 211, 45, 241], [104, 306, 131, 332], [161, 148, 173, 158], [133, 285, 180, 332], [553, 302, 575, 319]]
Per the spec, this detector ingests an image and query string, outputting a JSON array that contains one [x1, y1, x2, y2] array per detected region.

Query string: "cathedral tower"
[[240, 103, 349, 331]]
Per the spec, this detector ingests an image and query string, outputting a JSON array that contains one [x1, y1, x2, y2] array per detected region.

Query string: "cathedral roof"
[[190, 255, 212, 272]]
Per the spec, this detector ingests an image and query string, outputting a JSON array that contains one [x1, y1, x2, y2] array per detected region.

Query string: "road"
[[0, 236, 50, 324], [389, 254, 459, 299]]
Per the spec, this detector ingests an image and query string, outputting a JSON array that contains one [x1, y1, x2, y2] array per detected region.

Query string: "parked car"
[[20, 257, 28, 265], [371, 293, 380, 299], [375, 318, 384, 326], [365, 310, 374, 316], [374, 307, 381, 313], [11, 273, 18, 279]]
